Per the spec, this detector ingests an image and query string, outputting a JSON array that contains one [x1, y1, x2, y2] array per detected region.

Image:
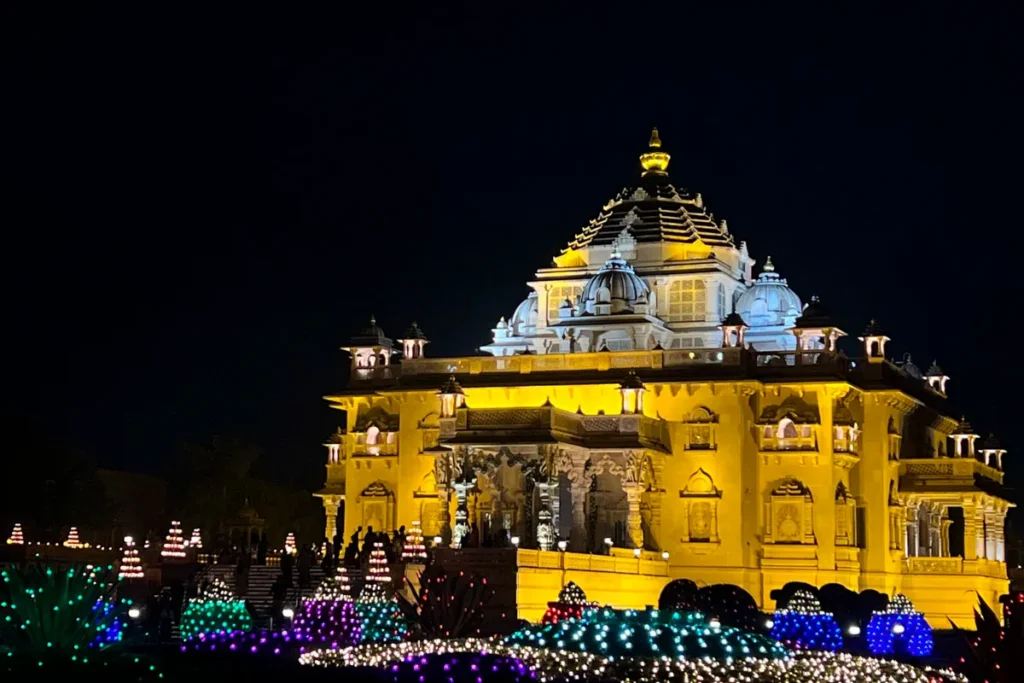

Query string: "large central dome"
[[563, 128, 735, 252], [578, 254, 651, 315]]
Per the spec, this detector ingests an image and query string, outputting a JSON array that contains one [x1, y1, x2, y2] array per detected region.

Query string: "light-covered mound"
[[299, 638, 966, 683]]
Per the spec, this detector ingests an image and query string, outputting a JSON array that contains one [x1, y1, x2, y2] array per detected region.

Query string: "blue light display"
[[770, 590, 843, 651], [865, 594, 933, 656]]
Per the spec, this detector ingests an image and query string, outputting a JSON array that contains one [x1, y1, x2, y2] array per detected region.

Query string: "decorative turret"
[[438, 375, 466, 418], [639, 127, 670, 176], [340, 315, 396, 374], [719, 311, 748, 348], [619, 371, 646, 415], [858, 319, 890, 362], [323, 426, 345, 465], [950, 417, 979, 459], [924, 360, 949, 396], [397, 322, 429, 359], [979, 434, 1007, 470], [791, 296, 847, 357]]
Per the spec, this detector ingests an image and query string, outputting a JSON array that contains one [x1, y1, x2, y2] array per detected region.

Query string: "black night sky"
[[7, 9, 1023, 503]]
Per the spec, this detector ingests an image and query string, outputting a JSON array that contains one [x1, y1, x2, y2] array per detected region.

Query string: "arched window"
[[717, 283, 726, 321], [596, 286, 611, 304], [365, 425, 380, 445], [777, 417, 798, 439], [667, 279, 707, 322], [679, 468, 722, 543]]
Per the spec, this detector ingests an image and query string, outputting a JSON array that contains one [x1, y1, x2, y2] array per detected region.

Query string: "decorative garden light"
[[161, 521, 186, 558], [865, 593, 933, 656], [6, 522, 24, 545], [770, 589, 843, 651]]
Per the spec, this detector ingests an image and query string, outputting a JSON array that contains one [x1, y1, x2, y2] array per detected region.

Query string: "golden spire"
[[640, 127, 670, 176], [763, 255, 775, 272]]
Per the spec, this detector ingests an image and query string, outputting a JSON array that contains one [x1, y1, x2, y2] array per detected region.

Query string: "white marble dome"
[[578, 254, 651, 315], [735, 256, 801, 327], [510, 292, 539, 335]]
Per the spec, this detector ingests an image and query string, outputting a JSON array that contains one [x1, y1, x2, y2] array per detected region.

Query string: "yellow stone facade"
[[318, 132, 1011, 627]]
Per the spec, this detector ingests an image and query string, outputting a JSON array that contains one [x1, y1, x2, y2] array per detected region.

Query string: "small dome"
[[578, 254, 651, 315], [735, 257, 802, 328], [510, 292, 539, 335], [349, 315, 392, 347]]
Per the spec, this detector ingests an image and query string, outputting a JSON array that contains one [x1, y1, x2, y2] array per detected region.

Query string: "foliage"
[[0, 563, 127, 655], [506, 606, 787, 660], [658, 581, 762, 632], [954, 591, 1023, 683], [658, 578, 699, 612], [398, 565, 494, 639]]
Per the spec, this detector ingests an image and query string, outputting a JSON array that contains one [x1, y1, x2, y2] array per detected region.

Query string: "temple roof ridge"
[[563, 129, 735, 252]]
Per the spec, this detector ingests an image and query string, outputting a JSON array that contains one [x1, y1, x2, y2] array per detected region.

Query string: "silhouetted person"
[[236, 547, 251, 597], [280, 549, 295, 588], [395, 526, 406, 556], [257, 532, 268, 565], [468, 522, 480, 548], [361, 526, 376, 562], [297, 546, 312, 590], [495, 529, 509, 548], [321, 538, 334, 574], [270, 574, 288, 622], [350, 526, 362, 548]]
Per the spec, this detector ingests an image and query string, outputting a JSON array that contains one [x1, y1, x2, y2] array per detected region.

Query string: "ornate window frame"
[[683, 406, 718, 451], [834, 481, 857, 547], [764, 478, 815, 545], [678, 468, 722, 546]]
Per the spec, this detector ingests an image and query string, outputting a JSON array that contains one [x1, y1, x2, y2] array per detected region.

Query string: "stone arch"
[[683, 468, 719, 495]]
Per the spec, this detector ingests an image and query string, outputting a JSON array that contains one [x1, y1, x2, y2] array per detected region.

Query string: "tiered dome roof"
[[509, 292, 539, 335], [735, 257, 802, 328], [563, 129, 735, 251]]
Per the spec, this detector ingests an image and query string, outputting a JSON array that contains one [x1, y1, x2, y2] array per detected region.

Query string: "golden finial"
[[640, 127, 670, 176], [763, 256, 775, 273]]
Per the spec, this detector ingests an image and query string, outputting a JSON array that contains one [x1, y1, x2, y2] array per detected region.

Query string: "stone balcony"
[[905, 555, 1006, 579], [899, 457, 1004, 487], [439, 406, 671, 452]]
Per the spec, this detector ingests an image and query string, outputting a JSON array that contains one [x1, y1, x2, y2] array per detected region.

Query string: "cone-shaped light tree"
[[161, 521, 186, 559], [355, 541, 407, 643], [402, 521, 427, 562], [118, 536, 144, 580], [6, 522, 24, 545]]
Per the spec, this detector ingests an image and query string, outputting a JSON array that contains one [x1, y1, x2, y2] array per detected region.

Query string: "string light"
[[118, 536, 144, 580], [299, 638, 967, 683], [770, 590, 843, 651], [509, 606, 787, 661], [284, 532, 297, 555], [189, 528, 203, 549], [355, 542, 407, 643], [542, 582, 596, 624], [401, 521, 427, 562], [63, 526, 82, 549], [180, 578, 252, 640], [161, 521, 186, 559], [865, 594, 933, 656], [6, 522, 24, 545]]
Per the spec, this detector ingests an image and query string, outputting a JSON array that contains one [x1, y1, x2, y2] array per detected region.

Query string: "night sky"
[[8, 9, 1022, 498]]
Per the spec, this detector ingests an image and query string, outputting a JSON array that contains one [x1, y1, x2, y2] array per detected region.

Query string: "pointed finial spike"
[[370, 314, 376, 326], [639, 128, 670, 175], [763, 256, 775, 272], [649, 127, 662, 148]]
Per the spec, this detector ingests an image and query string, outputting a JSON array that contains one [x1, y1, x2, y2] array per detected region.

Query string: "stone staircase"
[[204, 564, 329, 621]]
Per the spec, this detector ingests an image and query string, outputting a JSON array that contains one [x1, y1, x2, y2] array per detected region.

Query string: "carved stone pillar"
[[941, 518, 952, 557], [452, 481, 472, 548], [570, 482, 590, 552], [535, 481, 555, 551], [962, 501, 979, 561], [624, 486, 643, 549], [438, 486, 452, 544], [996, 513, 1006, 562], [320, 495, 342, 542], [985, 512, 999, 560]]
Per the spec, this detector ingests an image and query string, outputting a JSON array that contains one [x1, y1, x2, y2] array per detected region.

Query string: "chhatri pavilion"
[[317, 129, 1012, 626]]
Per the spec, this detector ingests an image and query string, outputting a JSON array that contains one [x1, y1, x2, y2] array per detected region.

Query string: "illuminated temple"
[[318, 130, 1011, 626]]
